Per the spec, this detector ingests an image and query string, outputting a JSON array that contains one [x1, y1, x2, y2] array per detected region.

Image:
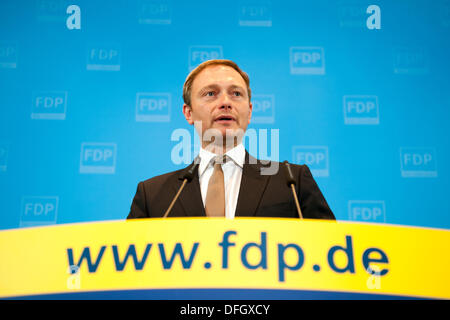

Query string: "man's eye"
[[206, 91, 215, 96], [233, 91, 241, 96]]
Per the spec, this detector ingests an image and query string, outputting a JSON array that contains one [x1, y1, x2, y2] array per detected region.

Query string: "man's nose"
[[219, 94, 232, 110]]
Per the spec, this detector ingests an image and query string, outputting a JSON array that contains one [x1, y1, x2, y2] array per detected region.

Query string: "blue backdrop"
[[1, 0, 449, 230]]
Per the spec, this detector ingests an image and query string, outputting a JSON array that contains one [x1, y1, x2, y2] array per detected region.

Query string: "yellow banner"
[[0, 218, 449, 299]]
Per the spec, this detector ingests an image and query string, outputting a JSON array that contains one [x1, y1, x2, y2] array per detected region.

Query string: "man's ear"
[[183, 104, 194, 125], [248, 101, 253, 124]]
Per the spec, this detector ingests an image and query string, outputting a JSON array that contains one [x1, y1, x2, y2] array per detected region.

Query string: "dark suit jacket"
[[127, 152, 335, 220]]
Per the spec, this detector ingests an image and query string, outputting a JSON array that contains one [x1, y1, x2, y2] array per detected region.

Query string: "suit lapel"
[[234, 152, 270, 217], [176, 161, 206, 217], [173, 153, 270, 218]]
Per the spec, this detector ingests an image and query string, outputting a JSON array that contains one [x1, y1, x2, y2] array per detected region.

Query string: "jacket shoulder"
[[251, 157, 306, 176], [140, 168, 184, 187], [127, 167, 186, 219]]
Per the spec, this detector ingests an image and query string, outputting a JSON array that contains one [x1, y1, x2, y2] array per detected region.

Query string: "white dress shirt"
[[198, 143, 245, 219]]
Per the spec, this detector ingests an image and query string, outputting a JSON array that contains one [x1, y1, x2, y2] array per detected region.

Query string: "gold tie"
[[205, 156, 226, 217]]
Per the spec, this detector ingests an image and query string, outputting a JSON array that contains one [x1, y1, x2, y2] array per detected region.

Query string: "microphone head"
[[179, 158, 200, 182], [283, 160, 296, 186]]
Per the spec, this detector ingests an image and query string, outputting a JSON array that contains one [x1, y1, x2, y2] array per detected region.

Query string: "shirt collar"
[[198, 143, 245, 177]]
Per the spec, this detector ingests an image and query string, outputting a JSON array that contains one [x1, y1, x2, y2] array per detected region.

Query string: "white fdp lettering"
[[87, 46, 120, 71], [404, 153, 432, 166], [349, 201, 386, 222], [66, 5, 81, 30], [136, 93, 171, 122], [80, 143, 117, 174], [239, 1, 272, 27], [347, 101, 375, 113], [25, 202, 55, 216], [344, 95, 379, 125], [296, 152, 325, 165], [353, 207, 382, 220], [366, 5, 381, 30], [253, 100, 271, 112], [31, 91, 67, 120], [38, 0, 65, 13], [251, 95, 274, 124], [35, 96, 64, 109], [192, 50, 220, 61], [292, 146, 329, 176], [138, 0, 171, 25], [189, 46, 223, 70], [84, 148, 113, 162], [394, 47, 428, 74], [293, 51, 321, 64], [400, 148, 437, 178], [90, 49, 118, 61], [290, 47, 325, 75], [20, 197, 58, 227], [141, 3, 169, 15], [241, 6, 266, 17], [139, 98, 167, 111]]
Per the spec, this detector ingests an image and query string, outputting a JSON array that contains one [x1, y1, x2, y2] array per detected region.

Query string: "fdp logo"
[[0, 143, 8, 172], [31, 91, 67, 120], [393, 47, 428, 75], [20, 196, 58, 227], [348, 201, 386, 223], [80, 143, 117, 174], [292, 146, 329, 177], [138, 0, 172, 25], [400, 147, 437, 178], [0, 43, 17, 69], [36, 0, 70, 22], [238, 0, 272, 27], [338, 3, 365, 28], [136, 92, 171, 122], [189, 46, 223, 71], [87, 45, 121, 71], [290, 47, 325, 75], [343, 95, 379, 125], [251, 94, 275, 124]]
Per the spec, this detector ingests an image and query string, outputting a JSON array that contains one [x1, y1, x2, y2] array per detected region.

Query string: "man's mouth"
[[214, 115, 236, 123]]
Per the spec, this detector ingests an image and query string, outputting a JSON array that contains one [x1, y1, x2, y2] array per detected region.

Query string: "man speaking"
[[127, 59, 334, 220]]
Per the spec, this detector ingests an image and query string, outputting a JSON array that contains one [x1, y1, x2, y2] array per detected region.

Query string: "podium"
[[0, 218, 449, 299]]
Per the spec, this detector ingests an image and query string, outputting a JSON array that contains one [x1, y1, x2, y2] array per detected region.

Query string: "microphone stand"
[[163, 161, 200, 218], [283, 161, 303, 219]]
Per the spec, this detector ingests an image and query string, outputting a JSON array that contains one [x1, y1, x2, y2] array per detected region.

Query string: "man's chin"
[[201, 126, 245, 148], [220, 127, 245, 138]]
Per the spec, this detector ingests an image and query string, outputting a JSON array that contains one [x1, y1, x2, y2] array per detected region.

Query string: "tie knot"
[[213, 155, 228, 166]]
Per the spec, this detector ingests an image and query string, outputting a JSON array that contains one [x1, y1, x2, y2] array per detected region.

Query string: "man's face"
[[183, 65, 252, 145]]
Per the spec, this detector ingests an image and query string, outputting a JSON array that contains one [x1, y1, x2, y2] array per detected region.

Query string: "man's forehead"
[[192, 65, 246, 89]]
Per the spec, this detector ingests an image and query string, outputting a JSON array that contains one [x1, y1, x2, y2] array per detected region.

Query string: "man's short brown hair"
[[183, 59, 251, 106]]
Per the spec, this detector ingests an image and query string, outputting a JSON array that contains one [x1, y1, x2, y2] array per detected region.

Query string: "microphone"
[[282, 161, 303, 219], [162, 160, 200, 218]]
